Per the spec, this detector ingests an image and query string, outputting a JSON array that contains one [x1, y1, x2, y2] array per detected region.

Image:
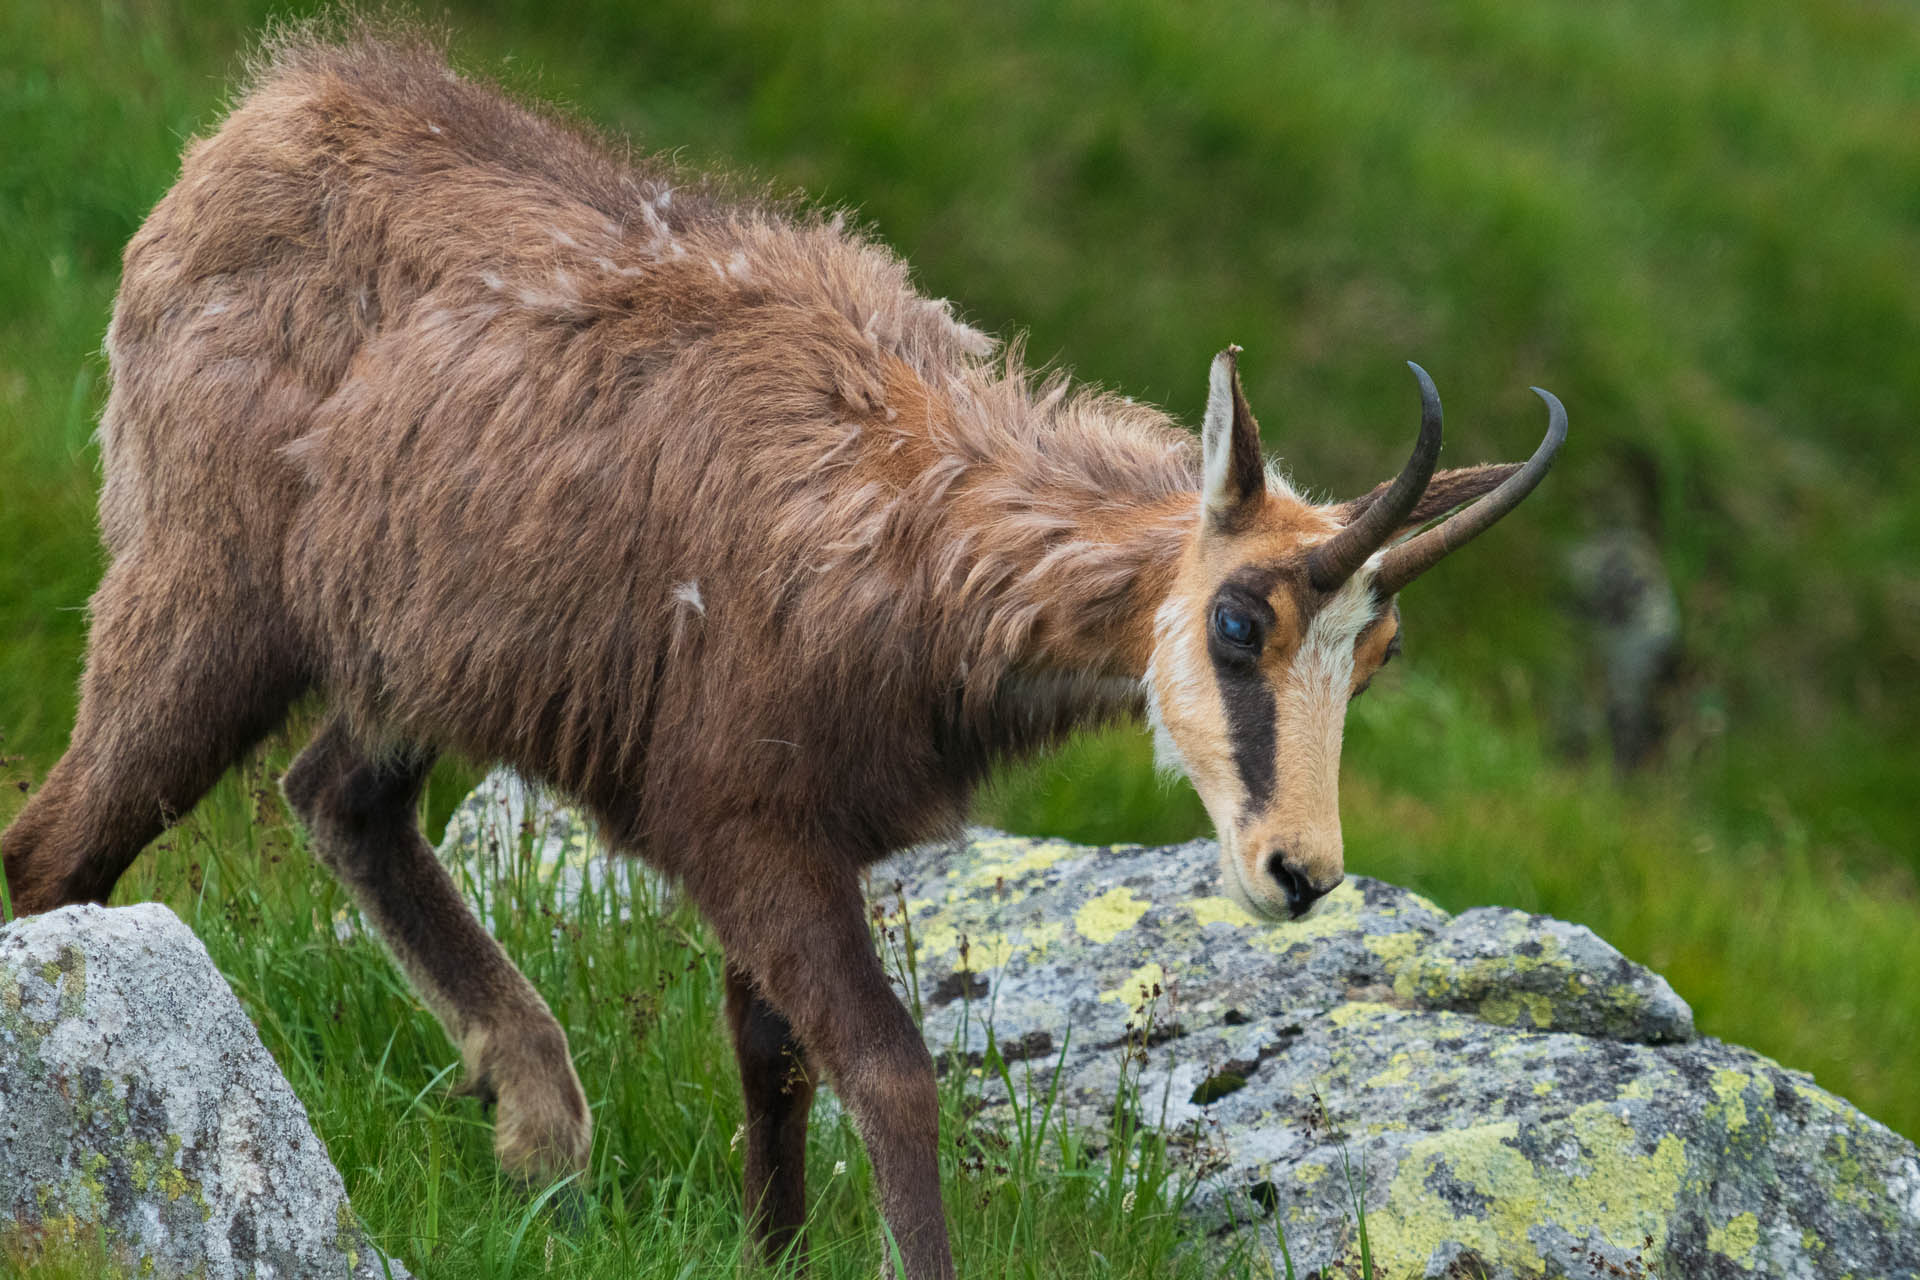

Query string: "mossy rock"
[[435, 779, 1920, 1279], [875, 830, 1920, 1280], [0, 904, 407, 1280]]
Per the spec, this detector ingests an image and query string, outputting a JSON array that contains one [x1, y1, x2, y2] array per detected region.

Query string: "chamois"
[[0, 28, 1564, 1279]]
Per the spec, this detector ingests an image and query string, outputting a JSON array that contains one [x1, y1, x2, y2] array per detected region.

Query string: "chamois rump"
[[0, 28, 1565, 1279]]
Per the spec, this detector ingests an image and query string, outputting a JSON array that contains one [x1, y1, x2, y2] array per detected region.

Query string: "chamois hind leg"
[[688, 828, 952, 1280], [2, 553, 304, 915], [725, 961, 817, 1269], [282, 717, 591, 1184]]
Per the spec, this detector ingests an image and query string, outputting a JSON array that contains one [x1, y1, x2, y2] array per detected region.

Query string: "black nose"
[[1267, 852, 1333, 919]]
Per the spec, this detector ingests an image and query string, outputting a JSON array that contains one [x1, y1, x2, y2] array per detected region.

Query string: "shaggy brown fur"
[[1, 25, 1558, 1278]]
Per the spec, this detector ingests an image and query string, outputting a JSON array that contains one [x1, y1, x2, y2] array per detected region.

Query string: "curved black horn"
[[1372, 386, 1567, 596], [1306, 361, 1444, 593]]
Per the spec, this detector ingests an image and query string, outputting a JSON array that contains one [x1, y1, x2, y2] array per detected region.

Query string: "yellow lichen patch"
[[1190, 895, 1258, 929], [1329, 1000, 1398, 1030], [1365, 1120, 1541, 1271], [1075, 886, 1150, 943], [908, 916, 964, 960], [1793, 1081, 1849, 1116], [963, 932, 1016, 970], [33, 946, 89, 1019], [1711, 1068, 1750, 1135], [959, 837, 1078, 890], [1019, 919, 1069, 961], [1364, 1101, 1686, 1276], [1364, 931, 1421, 968], [1099, 962, 1166, 1015], [1822, 1129, 1879, 1213], [1295, 1162, 1328, 1184], [1478, 991, 1555, 1030], [959, 931, 1018, 970], [1566, 1102, 1687, 1241], [1706, 1212, 1760, 1267], [910, 915, 1068, 969], [124, 1137, 196, 1205], [1238, 882, 1374, 959], [1365, 1052, 1417, 1090]]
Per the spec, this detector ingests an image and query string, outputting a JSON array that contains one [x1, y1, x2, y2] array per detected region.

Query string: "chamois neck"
[[941, 381, 1199, 691], [1002, 488, 1193, 681]]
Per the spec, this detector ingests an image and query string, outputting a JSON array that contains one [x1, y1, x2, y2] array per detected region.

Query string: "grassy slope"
[[1, 2, 1916, 1261], [6, 770, 1256, 1279]]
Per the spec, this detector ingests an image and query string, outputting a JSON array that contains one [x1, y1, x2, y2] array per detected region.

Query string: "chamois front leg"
[[726, 962, 817, 1269], [690, 835, 952, 1280], [283, 719, 591, 1185]]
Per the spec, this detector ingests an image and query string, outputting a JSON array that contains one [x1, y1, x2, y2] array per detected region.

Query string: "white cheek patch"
[[1275, 564, 1379, 839], [1144, 595, 1199, 781], [1145, 594, 1254, 874]]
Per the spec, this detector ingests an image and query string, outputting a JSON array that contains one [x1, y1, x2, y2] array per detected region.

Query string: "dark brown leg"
[[2, 555, 303, 915], [726, 962, 817, 1269], [283, 717, 591, 1183], [687, 831, 952, 1280]]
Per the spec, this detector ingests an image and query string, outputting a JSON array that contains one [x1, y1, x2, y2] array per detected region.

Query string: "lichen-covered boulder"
[[0, 903, 408, 1279], [876, 831, 1920, 1280], [433, 773, 1920, 1279]]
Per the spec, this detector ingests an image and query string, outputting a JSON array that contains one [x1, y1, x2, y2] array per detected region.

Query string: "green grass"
[[1, 754, 1279, 1279], [2, 0, 1918, 1267]]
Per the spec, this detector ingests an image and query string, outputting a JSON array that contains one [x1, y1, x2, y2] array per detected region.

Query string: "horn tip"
[[1528, 386, 1569, 441]]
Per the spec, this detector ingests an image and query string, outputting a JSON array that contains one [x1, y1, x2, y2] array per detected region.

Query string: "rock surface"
[[437, 776, 1920, 1279], [880, 831, 1920, 1280], [0, 903, 407, 1279]]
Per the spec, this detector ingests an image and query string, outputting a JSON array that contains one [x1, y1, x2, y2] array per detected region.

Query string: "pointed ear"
[[1202, 346, 1266, 529], [1331, 462, 1522, 539]]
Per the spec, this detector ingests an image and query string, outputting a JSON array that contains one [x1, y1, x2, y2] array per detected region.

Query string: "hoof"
[[464, 1020, 593, 1186]]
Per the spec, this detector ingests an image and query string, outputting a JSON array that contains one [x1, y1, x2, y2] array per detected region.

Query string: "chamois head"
[[1148, 348, 1566, 922]]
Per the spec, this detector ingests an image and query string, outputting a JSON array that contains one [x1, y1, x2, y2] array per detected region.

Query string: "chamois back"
[[104, 24, 1198, 866]]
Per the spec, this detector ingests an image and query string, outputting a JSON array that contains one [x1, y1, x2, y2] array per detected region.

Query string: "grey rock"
[[1393, 908, 1693, 1044], [0, 903, 408, 1279], [434, 777, 1920, 1279], [872, 830, 1919, 1280]]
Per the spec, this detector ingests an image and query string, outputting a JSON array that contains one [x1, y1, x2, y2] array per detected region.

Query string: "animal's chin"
[[1216, 839, 1291, 923]]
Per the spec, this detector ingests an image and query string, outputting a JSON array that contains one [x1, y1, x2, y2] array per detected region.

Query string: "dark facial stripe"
[[1209, 643, 1277, 812]]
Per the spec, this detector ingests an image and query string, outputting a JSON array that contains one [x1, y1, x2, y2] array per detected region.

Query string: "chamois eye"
[[1212, 603, 1257, 649]]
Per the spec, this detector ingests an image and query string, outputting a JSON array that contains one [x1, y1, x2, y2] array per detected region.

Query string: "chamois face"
[[1146, 491, 1402, 924], [1146, 349, 1566, 922], [1144, 351, 1423, 922]]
